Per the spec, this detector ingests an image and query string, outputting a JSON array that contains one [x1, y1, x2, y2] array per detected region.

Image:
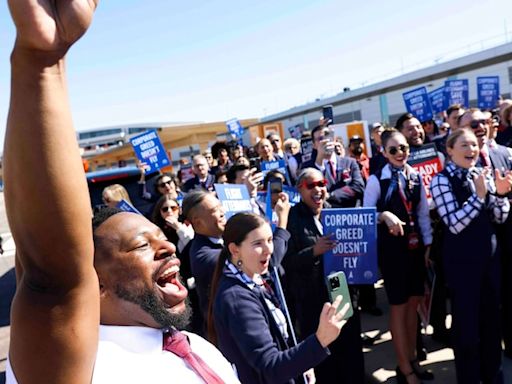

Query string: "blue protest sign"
[[477, 76, 500, 109], [283, 186, 301, 205], [260, 159, 292, 185], [130, 129, 170, 174], [321, 207, 377, 285], [402, 86, 433, 122], [259, 185, 301, 211], [288, 124, 302, 139], [214, 183, 253, 219], [444, 79, 469, 108], [116, 199, 142, 215], [429, 87, 446, 115], [226, 118, 243, 138]]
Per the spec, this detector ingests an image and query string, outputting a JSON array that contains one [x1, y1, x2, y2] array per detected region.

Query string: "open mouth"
[[157, 265, 179, 289], [155, 264, 187, 303], [312, 193, 323, 204]]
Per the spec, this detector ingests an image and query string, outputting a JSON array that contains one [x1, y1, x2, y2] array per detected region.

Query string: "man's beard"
[[114, 281, 192, 330]]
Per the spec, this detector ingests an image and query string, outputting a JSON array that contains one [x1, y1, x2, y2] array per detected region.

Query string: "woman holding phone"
[[431, 128, 511, 383], [363, 129, 433, 384], [208, 213, 349, 384]]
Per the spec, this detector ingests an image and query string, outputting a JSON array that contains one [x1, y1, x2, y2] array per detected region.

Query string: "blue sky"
[[0, 0, 511, 150]]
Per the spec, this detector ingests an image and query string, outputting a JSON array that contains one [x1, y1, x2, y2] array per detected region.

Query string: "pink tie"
[[163, 331, 225, 384], [329, 160, 336, 180], [479, 150, 491, 167]]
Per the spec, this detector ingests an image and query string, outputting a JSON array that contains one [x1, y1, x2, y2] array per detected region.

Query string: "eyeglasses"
[[469, 119, 488, 129], [387, 144, 409, 155], [158, 180, 173, 188], [300, 179, 328, 189], [161, 205, 179, 213]]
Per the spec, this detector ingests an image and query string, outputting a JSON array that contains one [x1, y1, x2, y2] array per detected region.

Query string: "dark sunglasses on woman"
[[387, 144, 409, 155], [161, 205, 179, 213], [300, 179, 328, 189], [158, 180, 172, 188]]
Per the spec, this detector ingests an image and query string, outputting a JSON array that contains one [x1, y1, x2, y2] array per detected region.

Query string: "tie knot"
[[163, 330, 191, 358]]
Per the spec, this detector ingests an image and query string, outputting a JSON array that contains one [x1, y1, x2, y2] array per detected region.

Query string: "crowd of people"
[[4, 2, 512, 384]]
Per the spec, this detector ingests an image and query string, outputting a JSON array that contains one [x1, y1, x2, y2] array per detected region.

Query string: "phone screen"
[[322, 105, 334, 125], [326, 271, 353, 319], [268, 178, 283, 194]]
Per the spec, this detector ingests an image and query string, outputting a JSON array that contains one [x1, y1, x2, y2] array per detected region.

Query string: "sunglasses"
[[161, 205, 179, 213], [158, 180, 173, 188], [300, 179, 328, 189], [469, 119, 488, 129], [387, 144, 409, 155]]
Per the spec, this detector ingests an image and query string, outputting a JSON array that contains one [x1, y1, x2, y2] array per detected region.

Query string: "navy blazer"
[[182, 174, 215, 193], [189, 234, 223, 319], [489, 144, 512, 172], [190, 228, 290, 320], [301, 155, 364, 208], [213, 268, 328, 384]]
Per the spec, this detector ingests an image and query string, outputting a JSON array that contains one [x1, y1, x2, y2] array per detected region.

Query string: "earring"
[[236, 259, 243, 271]]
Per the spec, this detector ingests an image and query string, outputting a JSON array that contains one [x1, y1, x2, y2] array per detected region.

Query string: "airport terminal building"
[[260, 41, 512, 132], [66, 40, 512, 172]]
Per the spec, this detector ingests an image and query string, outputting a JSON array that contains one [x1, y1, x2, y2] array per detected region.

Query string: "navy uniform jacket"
[[301, 155, 364, 208], [182, 174, 216, 193], [214, 268, 328, 384], [190, 228, 291, 320]]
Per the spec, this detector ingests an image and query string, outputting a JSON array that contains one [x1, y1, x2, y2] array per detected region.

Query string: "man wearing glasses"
[[182, 155, 215, 193], [301, 125, 365, 208]]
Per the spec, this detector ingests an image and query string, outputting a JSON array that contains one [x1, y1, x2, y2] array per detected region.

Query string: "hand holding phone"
[[315, 288, 352, 348], [326, 271, 353, 319]]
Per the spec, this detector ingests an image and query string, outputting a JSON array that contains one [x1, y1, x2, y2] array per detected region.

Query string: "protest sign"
[[300, 137, 313, 163], [477, 76, 500, 109], [130, 129, 170, 174], [408, 143, 442, 203], [288, 124, 303, 139], [321, 207, 378, 285], [429, 86, 446, 115], [116, 199, 142, 215], [260, 159, 292, 185], [226, 118, 243, 138], [257, 185, 301, 207], [214, 183, 252, 219], [402, 86, 433, 122], [444, 79, 469, 108]]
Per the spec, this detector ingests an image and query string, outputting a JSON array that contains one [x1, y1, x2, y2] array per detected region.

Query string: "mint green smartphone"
[[326, 271, 353, 320]]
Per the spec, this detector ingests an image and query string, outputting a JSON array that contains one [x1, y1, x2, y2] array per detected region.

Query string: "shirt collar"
[[99, 325, 164, 354], [208, 236, 224, 245]]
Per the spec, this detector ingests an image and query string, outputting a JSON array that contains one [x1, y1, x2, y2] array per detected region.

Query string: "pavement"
[[0, 191, 511, 383]]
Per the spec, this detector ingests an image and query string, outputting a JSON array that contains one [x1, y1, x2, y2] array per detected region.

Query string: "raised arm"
[[5, 1, 99, 383]]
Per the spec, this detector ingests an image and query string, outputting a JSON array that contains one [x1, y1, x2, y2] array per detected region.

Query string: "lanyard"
[[397, 175, 415, 228]]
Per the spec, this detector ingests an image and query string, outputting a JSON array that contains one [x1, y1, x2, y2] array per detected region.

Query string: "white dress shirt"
[[7, 325, 240, 384]]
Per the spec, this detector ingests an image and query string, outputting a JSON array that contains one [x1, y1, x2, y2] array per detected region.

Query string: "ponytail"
[[207, 246, 230, 345]]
